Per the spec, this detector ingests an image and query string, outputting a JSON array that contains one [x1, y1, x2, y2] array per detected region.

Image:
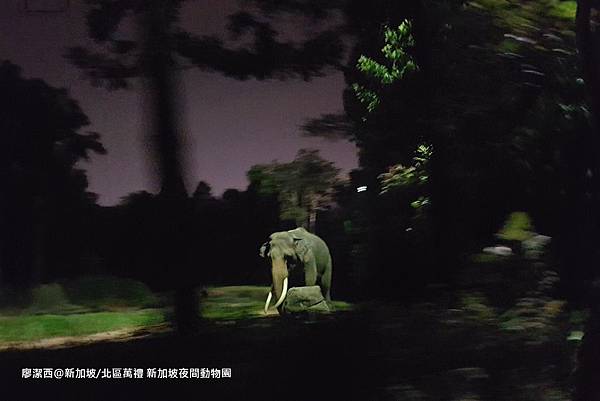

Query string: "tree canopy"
[[248, 149, 340, 231], [0, 61, 106, 286]]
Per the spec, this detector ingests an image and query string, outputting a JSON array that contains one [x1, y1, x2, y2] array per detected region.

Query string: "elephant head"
[[260, 231, 309, 313]]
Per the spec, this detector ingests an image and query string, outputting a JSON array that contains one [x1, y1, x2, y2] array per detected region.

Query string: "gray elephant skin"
[[260, 227, 332, 313]]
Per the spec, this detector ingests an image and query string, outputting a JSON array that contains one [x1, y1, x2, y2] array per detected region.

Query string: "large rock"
[[522, 234, 551, 260], [282, 286, 330, 314]]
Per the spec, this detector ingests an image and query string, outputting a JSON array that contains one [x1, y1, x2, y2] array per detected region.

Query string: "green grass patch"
[[201, 286, 271, 320], [0, 309, 165, 342], [201, 286, 353, 320], [0, 285, 353, 343], [330, 300, 354, 311], [470, 252, 506, 265]]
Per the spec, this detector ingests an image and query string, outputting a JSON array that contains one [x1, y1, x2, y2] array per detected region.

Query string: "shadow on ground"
[[0, 309, 378, 401], [0, 284, 575, 400]]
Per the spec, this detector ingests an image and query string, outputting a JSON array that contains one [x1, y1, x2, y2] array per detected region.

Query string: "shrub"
[[62, 275, 159, 309], [496, 212, 535, 242], [27, 283, 80, 314]]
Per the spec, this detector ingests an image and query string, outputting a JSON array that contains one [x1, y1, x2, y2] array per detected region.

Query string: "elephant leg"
[[304, 261, 317, 287], [321, 264, 332, 301]]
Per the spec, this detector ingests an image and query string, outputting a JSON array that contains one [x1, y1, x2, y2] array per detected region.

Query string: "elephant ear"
[[293, 238, 311, 260], [259, 241, 270, 258]]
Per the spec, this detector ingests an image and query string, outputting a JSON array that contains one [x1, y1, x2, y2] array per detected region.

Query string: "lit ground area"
[[0, 282, 576, 400], [0, 285, 352, 349]]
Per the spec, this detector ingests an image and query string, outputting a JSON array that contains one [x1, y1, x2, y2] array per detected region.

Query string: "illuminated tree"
[[248, 149, 340, 232]]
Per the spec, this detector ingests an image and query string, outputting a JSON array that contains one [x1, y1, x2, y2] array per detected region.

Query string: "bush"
[[27, 283, 81, 314], [62, 275, 159, 309], [459, 292, 497, 323], [496, 212, 535, 242]]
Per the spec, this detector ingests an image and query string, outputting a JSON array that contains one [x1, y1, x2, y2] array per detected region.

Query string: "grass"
[[201, 285, 353, 320], [0, 309, 165, 343], [0, 285, 353, 344], [201, 286, 270, 320]]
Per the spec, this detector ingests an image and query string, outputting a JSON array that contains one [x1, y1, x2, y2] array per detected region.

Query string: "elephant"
[[260, 227, 332, 314]]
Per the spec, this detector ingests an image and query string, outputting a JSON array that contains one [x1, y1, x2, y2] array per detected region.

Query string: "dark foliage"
[[0, 61, 105, 288], [296, 0, 596, 303], [89, 182, 280, 291]]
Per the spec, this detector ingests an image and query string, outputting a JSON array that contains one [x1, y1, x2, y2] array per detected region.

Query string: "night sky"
[[1, 0, 358, 205]]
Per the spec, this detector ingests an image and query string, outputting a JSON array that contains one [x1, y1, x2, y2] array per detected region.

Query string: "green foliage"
[[459, 292, 497, 322], [497, 212, 535, 242], [410, 196, 430, 210], [470, 252, 505, 264], [62, 275, 159, 309], [248, 149, 340, 228], [380, 144, 432, 216], [499, 297, 567, 344], [357, 21, 418, 83], [380, 144, 432, 193], [351, 83, 380, 113], [547, 0, 577, 19], [27, 284, 80, 314], [353, 21, 418, 115], [280, 205, 308, 224], [471, 0, 576, 25]]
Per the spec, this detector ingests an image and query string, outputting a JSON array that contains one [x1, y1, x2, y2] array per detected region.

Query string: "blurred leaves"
[[496, 211, 535, 242], [69, 0, 346, 88], [380, 144, 432, 194], [248, 149, 340, 228]]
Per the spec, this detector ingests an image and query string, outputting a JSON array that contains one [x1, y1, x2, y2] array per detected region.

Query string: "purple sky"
[[1, 0, 358, 205]]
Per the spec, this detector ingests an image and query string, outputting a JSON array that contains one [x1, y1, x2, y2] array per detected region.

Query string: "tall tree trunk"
[[574, 2, 600, 400], [140, 0, 199, 334]]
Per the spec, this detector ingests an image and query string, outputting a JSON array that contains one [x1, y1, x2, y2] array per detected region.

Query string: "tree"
[[303, 0, 586, 279], [192, 181, 214, 203], [573, 2, 600, 399], [248, 149, 340, 232], [0, 61, 106, 288], [68, 0, 346, 333]]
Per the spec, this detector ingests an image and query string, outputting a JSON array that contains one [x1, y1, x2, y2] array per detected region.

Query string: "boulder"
[[522, 234, 551, 260], [282, 286, 330, 314], [482, 245, 513, 256]]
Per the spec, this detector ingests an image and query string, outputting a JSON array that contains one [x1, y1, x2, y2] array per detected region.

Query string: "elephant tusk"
[[264, 291, 273, 314], [273, 277, 288, 309]]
